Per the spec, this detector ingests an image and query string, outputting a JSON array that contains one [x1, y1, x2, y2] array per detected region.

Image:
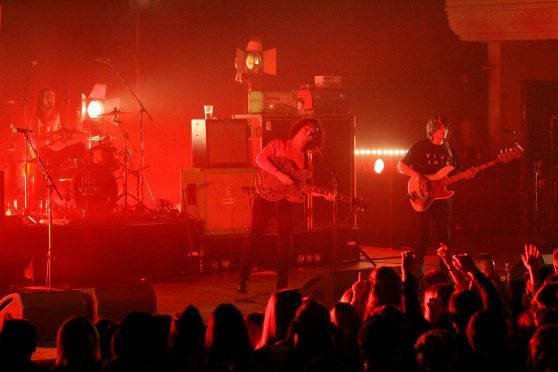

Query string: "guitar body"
[[407, 166, 455, 212], [255, 156, 369, 210], [406, 144, 523, 212], [255, 156, 312, 203]]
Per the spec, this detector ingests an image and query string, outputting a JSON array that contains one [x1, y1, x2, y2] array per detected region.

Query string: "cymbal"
[[104, 108, 130, 116], [82, 120, 118, 129], [51, 128, 83, 135]]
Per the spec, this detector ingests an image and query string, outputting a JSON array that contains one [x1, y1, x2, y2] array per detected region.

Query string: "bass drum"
[[72, 165, 117, 219], [89, 143, 120, 172]]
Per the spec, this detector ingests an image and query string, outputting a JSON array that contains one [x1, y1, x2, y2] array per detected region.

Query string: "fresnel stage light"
[[235, 37, 276, 84]]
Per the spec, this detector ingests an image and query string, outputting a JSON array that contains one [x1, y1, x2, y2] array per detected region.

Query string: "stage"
[[0, 213, 545, 368]]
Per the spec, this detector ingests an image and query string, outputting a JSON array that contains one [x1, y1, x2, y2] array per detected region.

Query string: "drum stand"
[[112, 116, 151, 214], [21, 132, 63, 290]]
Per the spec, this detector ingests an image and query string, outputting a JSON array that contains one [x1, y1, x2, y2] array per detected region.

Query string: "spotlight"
[[374, 158, 385, 174], [85, 83, 107, 120], [235, 36, 277, 84], [87, 100, 104, 119]]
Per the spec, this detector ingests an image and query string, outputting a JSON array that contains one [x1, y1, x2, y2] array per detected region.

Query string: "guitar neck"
[[444, 158, 501, 186], [300, 184, 352, 203]]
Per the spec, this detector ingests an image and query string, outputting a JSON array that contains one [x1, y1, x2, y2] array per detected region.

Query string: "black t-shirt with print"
[[400, 139, 459, 176]]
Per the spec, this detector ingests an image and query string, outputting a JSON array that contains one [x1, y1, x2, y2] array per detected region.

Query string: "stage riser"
[[199, 226, 359, 273], [1, 221, 190, 285]]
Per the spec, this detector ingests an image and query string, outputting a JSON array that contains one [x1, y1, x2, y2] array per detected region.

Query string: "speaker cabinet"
[[192, 119, 249, 168], [0, 290, 87, 344], [181, 168, 256, 235], [300, 268, 373, 309], [82, 285, 156, 322]]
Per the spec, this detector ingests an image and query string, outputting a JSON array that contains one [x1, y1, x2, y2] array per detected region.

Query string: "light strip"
[[354, 149, 408, 156]]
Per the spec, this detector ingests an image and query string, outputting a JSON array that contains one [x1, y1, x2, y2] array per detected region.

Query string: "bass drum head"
[[73, 165, 117, 219]]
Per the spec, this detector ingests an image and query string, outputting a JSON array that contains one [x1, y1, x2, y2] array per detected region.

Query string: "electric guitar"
[[255, 156, 368, 211], [407, 144, 523, 212]]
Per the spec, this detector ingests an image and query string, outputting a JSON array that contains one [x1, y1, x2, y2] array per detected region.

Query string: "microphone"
[[306, 128, 320, 138], [94, 57, 111, 64], [11, 124, 33, 134]]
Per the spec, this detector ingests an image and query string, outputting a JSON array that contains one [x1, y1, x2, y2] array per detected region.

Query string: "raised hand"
[[521, 244, 540, 271], [437, 243, 453, 268], [452, 253, 479, 274], [351, 271, 368, 302], [401, 251, 418, 278]]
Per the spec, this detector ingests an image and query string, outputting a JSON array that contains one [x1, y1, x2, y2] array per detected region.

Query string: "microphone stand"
[[102, 60, 153, 211], [22, 62, 36, 213], [312, 144, 345, 272], [21, 132, 63, 291], [313, 142, 376, 268]]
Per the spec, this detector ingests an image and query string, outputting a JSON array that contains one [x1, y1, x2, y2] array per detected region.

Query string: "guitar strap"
[[444, 142, 454, 165]]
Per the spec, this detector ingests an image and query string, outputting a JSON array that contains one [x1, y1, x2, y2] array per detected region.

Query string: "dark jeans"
[[240, 196, 295, 289], [415, 199, 451, 267]]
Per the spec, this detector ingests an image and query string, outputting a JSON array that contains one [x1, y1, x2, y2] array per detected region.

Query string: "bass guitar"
[[255, 156, 368, 211], [407, 144, 523, 212]]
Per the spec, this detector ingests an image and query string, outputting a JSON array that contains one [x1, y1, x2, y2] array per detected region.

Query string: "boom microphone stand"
[[96, 59, 153, 210]]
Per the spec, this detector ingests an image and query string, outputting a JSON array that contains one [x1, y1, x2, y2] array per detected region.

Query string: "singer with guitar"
[[397, 113, 475, 267], [238, 118, 333, 293]]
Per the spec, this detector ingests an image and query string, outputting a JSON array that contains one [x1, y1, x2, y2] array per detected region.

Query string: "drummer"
[[30, 88, 61, 149]]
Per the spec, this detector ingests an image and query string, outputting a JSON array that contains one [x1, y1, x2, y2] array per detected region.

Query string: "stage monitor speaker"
[[192, 119, 249, 168], [82, 285, 156, 322], [181, 168, 255, 235], [0, 290, 87, 344], [300, 268, 373, 309]]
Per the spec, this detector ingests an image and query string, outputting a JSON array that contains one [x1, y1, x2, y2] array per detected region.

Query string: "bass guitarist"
[[238, 118, 332, 293], [397, 113, 475, 267]]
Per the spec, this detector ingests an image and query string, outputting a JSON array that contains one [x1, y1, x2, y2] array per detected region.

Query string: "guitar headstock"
[[353, 197, 369, 212], [497, 144, 523, 163]]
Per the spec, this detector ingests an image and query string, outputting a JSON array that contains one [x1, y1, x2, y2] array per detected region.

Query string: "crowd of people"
[[1, 244, 558, 372]]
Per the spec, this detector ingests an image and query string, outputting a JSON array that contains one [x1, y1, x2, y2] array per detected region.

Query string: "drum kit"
[[7, 109, 140, 222]]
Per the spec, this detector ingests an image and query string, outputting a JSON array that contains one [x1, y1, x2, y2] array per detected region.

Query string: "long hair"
[[35, 88, 54, 120], [426, 113, 449, 140], [257, 289, 302, 349], [205, 303, 253, 367]]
